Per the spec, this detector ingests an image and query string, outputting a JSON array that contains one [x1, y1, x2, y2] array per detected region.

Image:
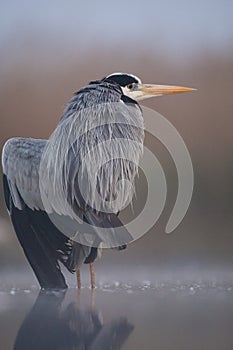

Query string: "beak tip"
[[178, 87, 197, 93]]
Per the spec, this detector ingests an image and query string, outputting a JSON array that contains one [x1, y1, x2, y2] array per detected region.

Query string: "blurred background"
[[0, 0, 232, 281]]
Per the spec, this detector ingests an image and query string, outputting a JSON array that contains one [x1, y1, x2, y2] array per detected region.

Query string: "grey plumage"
[[2, 74, 144, 288], [40, 101, 143, 218]]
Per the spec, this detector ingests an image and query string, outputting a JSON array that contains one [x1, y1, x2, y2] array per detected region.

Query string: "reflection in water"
[[14, 291, 134, 350]]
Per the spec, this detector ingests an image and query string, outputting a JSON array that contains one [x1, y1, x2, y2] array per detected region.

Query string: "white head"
[[104, 72, 196, 101]]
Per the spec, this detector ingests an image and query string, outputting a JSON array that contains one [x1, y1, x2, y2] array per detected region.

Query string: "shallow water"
[[0, 269, 233, 350]]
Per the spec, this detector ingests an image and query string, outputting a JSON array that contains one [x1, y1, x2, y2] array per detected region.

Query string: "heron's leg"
[[90, 263, 95, 289], [76, 268, 81, 289]]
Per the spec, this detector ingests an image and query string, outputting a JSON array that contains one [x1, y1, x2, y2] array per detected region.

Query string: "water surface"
[[0, 269, 233, 350]]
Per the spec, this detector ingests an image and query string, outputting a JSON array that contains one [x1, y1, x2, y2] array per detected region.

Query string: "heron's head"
[[104, 72, 196, 101]]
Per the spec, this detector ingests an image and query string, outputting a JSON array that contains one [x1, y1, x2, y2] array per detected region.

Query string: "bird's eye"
[[127, 84, 134, 90]]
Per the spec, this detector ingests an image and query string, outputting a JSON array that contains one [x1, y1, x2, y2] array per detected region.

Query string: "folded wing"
[[2, 138, 90, 288]]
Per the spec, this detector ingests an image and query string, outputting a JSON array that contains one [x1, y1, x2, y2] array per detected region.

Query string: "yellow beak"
[[137, 83, 196, 96]]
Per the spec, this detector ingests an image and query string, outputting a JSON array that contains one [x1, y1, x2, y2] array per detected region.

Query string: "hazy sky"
[[0, 0, 232, 54]]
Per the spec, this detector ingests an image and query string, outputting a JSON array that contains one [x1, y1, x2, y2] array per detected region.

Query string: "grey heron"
[[2, 72, 195, 289]]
